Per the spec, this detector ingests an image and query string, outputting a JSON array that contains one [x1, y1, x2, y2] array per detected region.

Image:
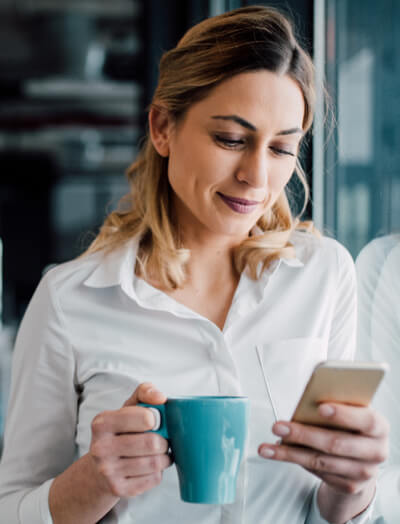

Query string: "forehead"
[[187, 70, 305, 132]]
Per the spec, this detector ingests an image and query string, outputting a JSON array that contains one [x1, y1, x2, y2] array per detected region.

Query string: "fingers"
[[117, 433, 169, 457], [92, 406, 157, 435], [91, 432, 169, 459], [315, 403, 390, 438], [124, 382, 167, 407], [97, 452, 172, 480], [92, 383, 167, 436], [90, 383, 169, 498], [259, 442, 379, 482], [268, 419, 388, 463], [119, 454, 172, 478], [91, 433, 171, 497], [100, 460, 171, 498], [108, 472, 163, 498], [258, 405, 388, 496]]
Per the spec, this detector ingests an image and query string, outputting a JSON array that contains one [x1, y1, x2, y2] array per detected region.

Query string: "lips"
[[217, 192, 261, 214]]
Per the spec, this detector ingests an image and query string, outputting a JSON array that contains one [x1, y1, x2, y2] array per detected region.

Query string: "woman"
[[0, 6, 388, 524]]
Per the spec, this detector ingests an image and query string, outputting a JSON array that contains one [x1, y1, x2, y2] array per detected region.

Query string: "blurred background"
[[0, 0, 398, 443]]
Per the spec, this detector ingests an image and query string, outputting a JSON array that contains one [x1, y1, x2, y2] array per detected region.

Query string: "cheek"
[[270, 161, 296, 193], [171, 147, 235, 192]]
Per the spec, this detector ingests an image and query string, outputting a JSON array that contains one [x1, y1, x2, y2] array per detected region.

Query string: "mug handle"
[[137, 403, 168, 439]]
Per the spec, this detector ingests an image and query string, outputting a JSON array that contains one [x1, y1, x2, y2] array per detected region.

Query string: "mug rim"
[[167, 395, 248, 401]]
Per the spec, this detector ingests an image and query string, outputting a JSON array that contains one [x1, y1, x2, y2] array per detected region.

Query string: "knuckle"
[[144, 434, 161, 454], [309, 453, 328, 472], [164, 454, 173, 469], [154, 471, 163, 485], [365, 415, 378, 436], [139, 382, 154, 391], [342, 481, 358, 495], [109, 478, 124, 497], [98, 462, 115, 479], [359, 465, 375, 481], [133, 480, 147, 496], [148, 455, 161, 472], [375, 412, 390, 437], [135, 475, 155, 495], [329, 435, 345, 456], [374, 445, 388, 463], [90, 441, 105, 459], [91, 413, 108, 434], [138, 382, 154, 398], [91, 437, 112, 459]]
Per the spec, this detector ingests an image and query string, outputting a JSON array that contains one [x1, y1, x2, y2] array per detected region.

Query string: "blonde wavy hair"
[[85, 5, 317, 289]]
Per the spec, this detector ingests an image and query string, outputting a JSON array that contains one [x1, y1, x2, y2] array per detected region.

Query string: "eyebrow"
[[211, 114, 257, 131], [211, 114, 303, 136], [277, 127, 304, 136]]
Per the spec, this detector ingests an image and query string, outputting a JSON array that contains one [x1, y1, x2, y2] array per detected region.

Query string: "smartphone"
[[291, 360, 389, 429]]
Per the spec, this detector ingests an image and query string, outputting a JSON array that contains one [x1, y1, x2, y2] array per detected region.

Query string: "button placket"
[[209, 330, 248, 524], [207, 331, 243, 396], [196, 325, 248, 523]]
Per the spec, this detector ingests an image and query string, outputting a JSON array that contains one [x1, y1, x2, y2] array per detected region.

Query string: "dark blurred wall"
[[0, 0, 313, 325]]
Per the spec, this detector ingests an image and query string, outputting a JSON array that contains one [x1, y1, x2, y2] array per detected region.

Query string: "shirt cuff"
[[18, 479, 54, 524], [306, 484, 376, 524], [373, 466, 400, 521]]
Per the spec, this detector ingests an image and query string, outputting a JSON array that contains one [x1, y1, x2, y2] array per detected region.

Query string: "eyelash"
[[214, 135, 295, 157], [270, 147, 295, 158], [214, 135, 244, 149]]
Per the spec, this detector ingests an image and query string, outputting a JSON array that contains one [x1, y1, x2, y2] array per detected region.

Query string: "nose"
[[235, 148, 267, 188]]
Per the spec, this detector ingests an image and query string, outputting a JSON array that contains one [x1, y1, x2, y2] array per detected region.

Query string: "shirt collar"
[[84, 229, 305, 293], [250, 226, 305, 271], [83, 237, 139, 292]]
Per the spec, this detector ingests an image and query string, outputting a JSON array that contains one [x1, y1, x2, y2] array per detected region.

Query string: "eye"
[[269, 146, 296, 157], [214, 134, 245, 149]]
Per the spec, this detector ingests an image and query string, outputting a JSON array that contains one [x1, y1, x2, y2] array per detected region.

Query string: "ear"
[[149, 105, 172, 157]]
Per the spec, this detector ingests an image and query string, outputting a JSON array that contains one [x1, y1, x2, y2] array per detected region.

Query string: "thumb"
[[123, 382, 167, 407]]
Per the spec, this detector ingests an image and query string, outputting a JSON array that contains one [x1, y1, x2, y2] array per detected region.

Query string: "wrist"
[[317, 480, 376, 523], [49, 454, 120, 524]]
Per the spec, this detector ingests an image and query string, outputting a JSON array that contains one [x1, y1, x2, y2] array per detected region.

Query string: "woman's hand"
[[258, 403, 389, 518], [89, 383, 172, 499]]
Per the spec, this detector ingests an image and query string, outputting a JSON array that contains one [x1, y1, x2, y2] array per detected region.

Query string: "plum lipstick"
[[218, 193, 260, 214]]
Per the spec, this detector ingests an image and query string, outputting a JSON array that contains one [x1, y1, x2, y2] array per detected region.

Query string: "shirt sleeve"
[[0, 270, 78, 524]]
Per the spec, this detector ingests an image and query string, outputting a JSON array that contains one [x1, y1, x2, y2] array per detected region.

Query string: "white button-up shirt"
[[356, 235, 400, 523], [0, 231, 375, 523]]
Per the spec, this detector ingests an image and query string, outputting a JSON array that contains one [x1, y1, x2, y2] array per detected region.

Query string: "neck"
[[178, 231, 244, 291]]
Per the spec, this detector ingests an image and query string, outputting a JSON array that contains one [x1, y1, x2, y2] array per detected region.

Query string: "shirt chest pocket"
[[255, 337, 328, 423]]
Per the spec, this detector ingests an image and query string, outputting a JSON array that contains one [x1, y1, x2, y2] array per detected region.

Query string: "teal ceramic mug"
[[139, 396, 249, 504]]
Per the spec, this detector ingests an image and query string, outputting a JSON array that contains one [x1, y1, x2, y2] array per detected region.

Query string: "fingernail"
[[148, 408, 161, 430], [260, 447, 275, 458], [273, 423, 290, 437], [319, 404, 335, 417]]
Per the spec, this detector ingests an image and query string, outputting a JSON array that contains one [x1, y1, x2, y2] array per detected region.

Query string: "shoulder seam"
[[43, 273, 76, 377]]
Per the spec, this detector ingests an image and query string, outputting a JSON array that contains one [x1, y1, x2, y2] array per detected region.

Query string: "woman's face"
[[155, 70, 305, 244]]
